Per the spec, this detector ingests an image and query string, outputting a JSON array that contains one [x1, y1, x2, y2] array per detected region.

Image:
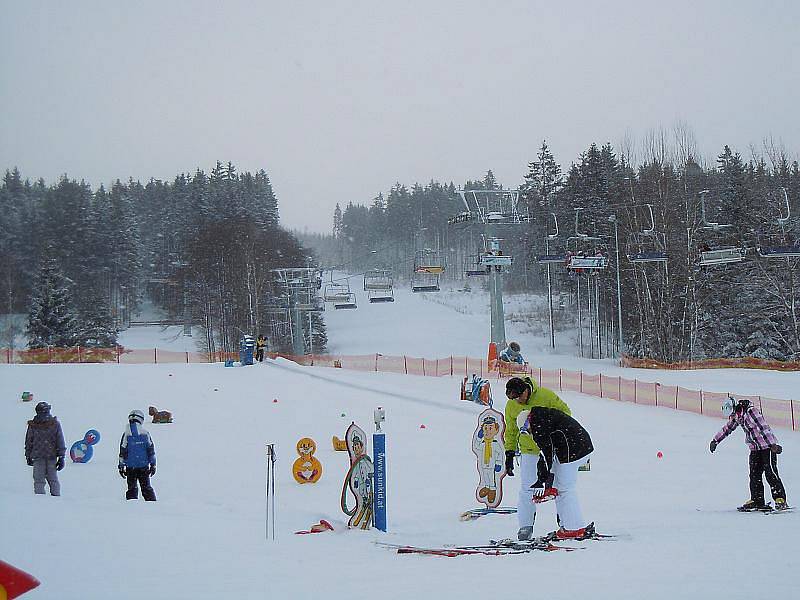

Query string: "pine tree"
[[76, 292, 118, 347], [26, 256, 78, 348]]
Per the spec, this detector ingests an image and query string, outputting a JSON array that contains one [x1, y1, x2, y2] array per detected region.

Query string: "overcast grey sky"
[[2, 1, 798, 232]]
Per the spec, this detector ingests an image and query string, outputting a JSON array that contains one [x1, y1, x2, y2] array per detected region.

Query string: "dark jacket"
[[25, 415, 66, 461], [527, 407, 593, 479]]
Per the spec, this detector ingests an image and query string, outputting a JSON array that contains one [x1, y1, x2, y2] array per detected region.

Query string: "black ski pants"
[[126, 467, 157, 501], [255, 348, 264, 362], [749, 449, 786, 504]]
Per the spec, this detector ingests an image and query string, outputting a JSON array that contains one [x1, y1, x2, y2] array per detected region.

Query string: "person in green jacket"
[[503, 376, 571, 540]]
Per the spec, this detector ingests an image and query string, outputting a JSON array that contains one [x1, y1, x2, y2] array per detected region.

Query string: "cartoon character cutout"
[[340, 422, 374, 529], [471, 408, 506, 508], [292, 437, 323, 484], [69, 429, 101, 463]]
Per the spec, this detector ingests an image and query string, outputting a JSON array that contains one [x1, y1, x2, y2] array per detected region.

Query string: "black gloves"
[[709, 441, 717, 453], [771, 444, 783, 455], [149, 464, 156, 477], [26, 457, 33, 466], [505, 450, 516, 476], [56, 456, 65, 471], [118, 465, 127, 478]]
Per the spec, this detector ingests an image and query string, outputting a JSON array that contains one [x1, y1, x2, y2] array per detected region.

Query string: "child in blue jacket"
[[119, 410, 157, 501]]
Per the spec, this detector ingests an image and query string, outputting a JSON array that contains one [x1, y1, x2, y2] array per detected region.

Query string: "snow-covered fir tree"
[[26, 256, 78, 348]]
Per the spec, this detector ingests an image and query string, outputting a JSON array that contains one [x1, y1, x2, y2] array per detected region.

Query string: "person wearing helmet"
[[498, 341, 525, 365], [503, 376, 571, 540], [119, 409, 157, 501], [24, 401, 66, 495], [710, 396, 788, 511]]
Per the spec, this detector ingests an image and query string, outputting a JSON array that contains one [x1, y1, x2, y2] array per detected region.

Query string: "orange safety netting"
[[2, 346, 797, 430]]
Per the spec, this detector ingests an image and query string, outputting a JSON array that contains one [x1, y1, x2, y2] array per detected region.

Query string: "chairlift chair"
[[413, 249, 445, 275], [757, 188, 800, 259], [757, 245, 800, 259], [364, 269, 393, 291], [536, 213, 567, 264], [696, 191, 746, 266], [698, 246, 746, 266], [536, 253, 568, 265], [323, 283, 352, 303], [412, 249, 443, 291], [464, 254, 489, 276], [334, 292, 358, 310], [626, 205, 668, 263], [411, 272, 440, 292], [368, 288, 395, 303], [567, 208, 608, 270]]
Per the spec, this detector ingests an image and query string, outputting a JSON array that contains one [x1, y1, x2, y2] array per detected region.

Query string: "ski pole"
[[266, 443, 276, 540]]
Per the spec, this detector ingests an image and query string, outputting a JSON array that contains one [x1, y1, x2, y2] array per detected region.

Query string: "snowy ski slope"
[[1, 284, 798, 599]]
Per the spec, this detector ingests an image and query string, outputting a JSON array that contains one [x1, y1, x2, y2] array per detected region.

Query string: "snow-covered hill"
[[2, 285, 798, 600]]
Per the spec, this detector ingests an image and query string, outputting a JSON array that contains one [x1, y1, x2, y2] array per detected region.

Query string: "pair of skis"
[[379, 524, 622, 557], [377, 540, 570, 556]]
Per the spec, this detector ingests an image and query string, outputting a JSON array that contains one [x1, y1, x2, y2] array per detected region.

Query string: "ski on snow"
[[375, 539, 577, 556]]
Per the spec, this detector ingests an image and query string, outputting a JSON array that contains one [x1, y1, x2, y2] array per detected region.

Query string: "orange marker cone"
[[487, 342, 498, 371]]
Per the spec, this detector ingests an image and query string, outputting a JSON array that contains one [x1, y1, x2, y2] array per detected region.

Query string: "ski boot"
[[517, 526, 534, 541], [774, 498, 789, 511], [737, 500, 771, 512], [555, 521, 596, 541]]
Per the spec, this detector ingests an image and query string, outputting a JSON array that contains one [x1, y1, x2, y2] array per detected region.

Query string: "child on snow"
[[498, 342, 525, 365], [24, 402, 66, 496], [119, 410, 157, 501], [710, 396, 788, 511]]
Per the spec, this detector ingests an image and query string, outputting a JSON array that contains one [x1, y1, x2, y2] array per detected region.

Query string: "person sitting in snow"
[[498, 341, 524, 365], [710, 396, 788, 511], [503, 376, 571, 540], [24, 402, 66, 496], [119, 409, 157, 501]]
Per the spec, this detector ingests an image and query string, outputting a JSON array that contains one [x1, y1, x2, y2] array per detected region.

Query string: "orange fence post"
[[404, 356, 408, 375], [154, 348, 157, 364]]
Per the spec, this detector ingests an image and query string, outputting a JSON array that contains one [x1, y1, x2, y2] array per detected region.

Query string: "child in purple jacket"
[[710, 396, 788, 511]]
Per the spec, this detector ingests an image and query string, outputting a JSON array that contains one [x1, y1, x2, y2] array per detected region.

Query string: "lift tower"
[[450, 189, 529, 351]]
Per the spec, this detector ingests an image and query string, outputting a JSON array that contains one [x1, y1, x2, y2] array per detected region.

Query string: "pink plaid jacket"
[[713, 403, 778, 451]]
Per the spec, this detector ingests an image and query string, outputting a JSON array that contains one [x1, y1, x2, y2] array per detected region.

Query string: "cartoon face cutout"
[[296, 437, 317, 456], [481, 420, 499, 441]]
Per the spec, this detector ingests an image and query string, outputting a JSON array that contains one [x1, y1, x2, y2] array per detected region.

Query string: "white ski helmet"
[[721, 396, 737, 417], [128, 409, 145, 424]]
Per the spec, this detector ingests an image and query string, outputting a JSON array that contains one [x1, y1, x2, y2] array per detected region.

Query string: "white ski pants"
[[517, 452, 591, 531]]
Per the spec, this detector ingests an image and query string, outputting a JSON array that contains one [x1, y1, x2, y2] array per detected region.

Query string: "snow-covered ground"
[[2, 283, 798, 599]]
